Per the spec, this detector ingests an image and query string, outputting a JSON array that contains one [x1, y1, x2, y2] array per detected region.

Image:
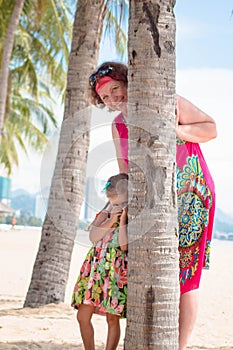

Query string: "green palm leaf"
[[0, 0, 73, 174]]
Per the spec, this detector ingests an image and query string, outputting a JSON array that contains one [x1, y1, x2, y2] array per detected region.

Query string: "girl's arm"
[[89, 207, 120, 243], [118, 207, 128, 251], [176, 95, 217, 143], [112, 123, 128, 174]]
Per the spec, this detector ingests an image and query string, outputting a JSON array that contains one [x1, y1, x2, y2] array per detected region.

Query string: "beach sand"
[[0, 227, 232, 350]]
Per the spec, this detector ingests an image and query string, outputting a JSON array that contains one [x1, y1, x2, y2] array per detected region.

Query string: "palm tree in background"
[[0, 0, 73, 174], [24, 0, 108, 307], [125, 0, 179, 348], [24, 0, 129, 308]]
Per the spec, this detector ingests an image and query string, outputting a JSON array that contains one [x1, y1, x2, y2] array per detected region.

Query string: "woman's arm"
[[112, 123, 128, 174], [118, 207, 128, 251], [176, 95, 217, 143]]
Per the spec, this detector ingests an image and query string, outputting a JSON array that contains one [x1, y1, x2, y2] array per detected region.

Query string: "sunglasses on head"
[[89, 65, 114, 87]]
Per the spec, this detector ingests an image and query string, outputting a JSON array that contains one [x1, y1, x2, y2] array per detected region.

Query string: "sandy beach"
[[0, 226, 232, 350]]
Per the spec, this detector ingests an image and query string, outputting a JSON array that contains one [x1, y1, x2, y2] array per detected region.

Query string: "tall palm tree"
[[125, 0, 179, 348], [24, 0, 129, 308], [24, 0, 106, 307]]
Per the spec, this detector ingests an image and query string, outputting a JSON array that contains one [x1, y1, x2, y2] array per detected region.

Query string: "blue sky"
[[175, 0, 233, 69], [12, 1, 233, 213]]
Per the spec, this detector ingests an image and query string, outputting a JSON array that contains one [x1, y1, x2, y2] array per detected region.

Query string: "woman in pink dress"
[[89, 62, 217, 350]]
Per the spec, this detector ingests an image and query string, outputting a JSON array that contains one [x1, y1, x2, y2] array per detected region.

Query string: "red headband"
[[95, 76, 116, 94]]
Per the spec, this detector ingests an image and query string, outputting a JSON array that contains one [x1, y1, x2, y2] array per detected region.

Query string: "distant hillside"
[[214, 208, 233, 235], [11, 190, 36, 216], [11, 189, 32, 198], [215, 208, 233, 226]]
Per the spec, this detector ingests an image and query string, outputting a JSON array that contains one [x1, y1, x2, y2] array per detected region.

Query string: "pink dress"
[[113, 112, 215, 295]]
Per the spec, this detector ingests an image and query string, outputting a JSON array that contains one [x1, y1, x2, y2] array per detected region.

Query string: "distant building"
[[0, 176, 12, 205]]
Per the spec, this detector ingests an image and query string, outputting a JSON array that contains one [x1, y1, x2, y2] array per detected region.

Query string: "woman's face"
[[98, 80, 128, 114]]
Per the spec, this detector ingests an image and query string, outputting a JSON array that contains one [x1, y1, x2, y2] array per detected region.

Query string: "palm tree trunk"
[[0, 0, 25, 134], [24, 0, 106, 307], [125, 1, 179, 349]]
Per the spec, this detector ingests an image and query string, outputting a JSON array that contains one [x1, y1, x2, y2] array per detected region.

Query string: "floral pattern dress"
[[177, 138, 215, 294], [71, 228, 127, 318]]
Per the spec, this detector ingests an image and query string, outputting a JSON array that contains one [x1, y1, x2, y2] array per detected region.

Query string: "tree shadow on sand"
[[0, 341, 124, 350]]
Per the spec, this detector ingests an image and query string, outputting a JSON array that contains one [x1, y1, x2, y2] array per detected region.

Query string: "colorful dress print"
[[176, 138, 215, 294], [71, 227, 127, 318], [114, 112, 215, 295]]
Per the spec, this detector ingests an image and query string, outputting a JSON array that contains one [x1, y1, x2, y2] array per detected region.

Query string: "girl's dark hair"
[[88, 173, 128, 230], [105, 173, 128, 198], [89, 61, 128, 108]]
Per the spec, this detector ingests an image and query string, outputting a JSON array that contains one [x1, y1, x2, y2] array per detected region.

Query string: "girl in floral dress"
[[71, 173, 128, 350]]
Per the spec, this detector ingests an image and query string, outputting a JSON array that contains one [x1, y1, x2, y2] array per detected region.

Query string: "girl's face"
[[98, 80, 128, 114], [109, 193, 128, 210]]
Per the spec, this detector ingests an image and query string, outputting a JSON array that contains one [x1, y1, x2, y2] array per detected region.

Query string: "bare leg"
[[179, 289, 199, 350], [77, 304, 95, 350], [105, 313, 120, 350]]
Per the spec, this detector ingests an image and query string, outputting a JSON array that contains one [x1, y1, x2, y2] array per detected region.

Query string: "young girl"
[[71, 173, 128, 350]]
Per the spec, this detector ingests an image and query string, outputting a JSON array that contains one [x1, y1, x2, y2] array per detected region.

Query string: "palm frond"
[[14, 24, 67, 95], [0, 0, 73, 174], [104, 0, 128, 59]]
